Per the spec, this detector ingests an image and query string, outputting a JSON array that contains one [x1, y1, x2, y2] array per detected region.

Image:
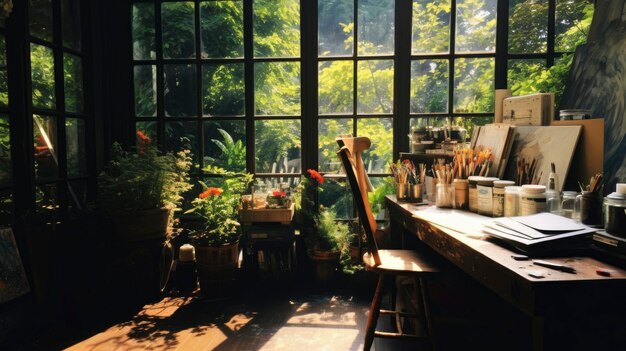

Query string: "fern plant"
[[204, 128, 246, 171]]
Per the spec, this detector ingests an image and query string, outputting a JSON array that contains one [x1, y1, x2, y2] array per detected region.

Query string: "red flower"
[[272, 191, 287, 197], [137, 130, 152, 155], [307, 169, 324, 185], [199, 187, 223, 199]]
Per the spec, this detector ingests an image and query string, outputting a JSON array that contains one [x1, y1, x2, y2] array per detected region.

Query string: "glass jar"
[[604, 183, 626, 237], [546, 189, 562, 215], [520, 185, 547, 216], [493, 180, 515, 217], [577, 191, 601, 226], [453, 179, 469, 210], [436, 182, 454, 208], [560, 191, 578, 220], [477, 177, 499, 216], [468, 176, 483, 213], [504, 186, 522, 217]]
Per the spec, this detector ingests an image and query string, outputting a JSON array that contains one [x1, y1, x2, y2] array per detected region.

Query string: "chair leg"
[[364, 274, 386, 351], [389, 276, 398, 327], [419, 276, 437, 351]]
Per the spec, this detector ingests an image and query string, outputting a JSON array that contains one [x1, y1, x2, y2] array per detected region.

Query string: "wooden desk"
[[386, 195, 626, 351]]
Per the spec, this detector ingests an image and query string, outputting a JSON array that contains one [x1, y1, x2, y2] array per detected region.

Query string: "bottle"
[[493, 180, 515, 217], [176, 244, 198, 293], [560, 191, 578, 220], [546, 168, 561, 215], [520, 185, 547, 216], [504, 186, 522, 217], [477, 177, 499, 216]]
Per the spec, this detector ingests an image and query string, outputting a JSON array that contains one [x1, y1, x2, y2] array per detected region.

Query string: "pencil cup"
[[453, 179, 469, 210], [436, 183, 454, 208], [396, 183, 409, 201], [409, 184, 422, 202]]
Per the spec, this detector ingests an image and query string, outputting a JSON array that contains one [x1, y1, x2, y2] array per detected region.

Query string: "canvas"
[[504, 126, 582, 192], [0, 228, 30, 304], [560, 0, 626, 194]]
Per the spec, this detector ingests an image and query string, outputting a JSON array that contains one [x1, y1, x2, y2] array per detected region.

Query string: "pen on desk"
[[533, 260, 576, 273]]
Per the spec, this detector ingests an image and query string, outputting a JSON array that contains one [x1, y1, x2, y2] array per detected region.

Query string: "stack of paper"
[[482, 213, 596, 255]]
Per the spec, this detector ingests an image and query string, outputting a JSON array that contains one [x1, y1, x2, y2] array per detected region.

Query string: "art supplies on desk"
[[482, 212, 596, 255]]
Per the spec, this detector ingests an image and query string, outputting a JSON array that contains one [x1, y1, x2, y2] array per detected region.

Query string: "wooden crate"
[[239, 204, 294, 224]]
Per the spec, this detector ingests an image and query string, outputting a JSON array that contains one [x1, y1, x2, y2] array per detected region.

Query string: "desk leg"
[[532, 316, 544, 351]]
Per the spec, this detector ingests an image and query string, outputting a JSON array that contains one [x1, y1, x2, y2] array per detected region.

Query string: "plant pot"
[[308, 249, 340, 285], [194, 241, 239, 299], [109, 208, 170, 242]]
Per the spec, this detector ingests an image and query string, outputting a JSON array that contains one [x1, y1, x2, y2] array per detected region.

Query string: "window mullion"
[[155, 1, 165, 148], [243, 0, 255, 174], [393, 0, 412, 162]]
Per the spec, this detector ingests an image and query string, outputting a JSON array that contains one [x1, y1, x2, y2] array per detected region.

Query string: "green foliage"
[[186, 168, 253, 246], [97, 141, 193, 215], [368, 177, 395, 214], [310, 210, 350, 252], [205, 128, 246, 171]]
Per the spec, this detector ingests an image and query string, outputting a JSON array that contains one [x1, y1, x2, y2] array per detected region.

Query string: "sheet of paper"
[[510, 212, 585, 232]]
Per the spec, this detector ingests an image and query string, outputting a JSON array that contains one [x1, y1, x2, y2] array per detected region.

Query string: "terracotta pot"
[[109, 208, 170, 242], [308, 249, 340, 285], [194, 241, 239, 298]]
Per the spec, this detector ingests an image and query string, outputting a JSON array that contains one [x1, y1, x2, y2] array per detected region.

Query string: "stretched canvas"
[[560, 0, 626, 194], [0, 228, 30, 304], [504, 126, 582, 192]]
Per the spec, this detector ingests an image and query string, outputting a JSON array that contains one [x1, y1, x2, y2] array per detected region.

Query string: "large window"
[[28, 0, 89, 219], [132, 0, 592, 218]]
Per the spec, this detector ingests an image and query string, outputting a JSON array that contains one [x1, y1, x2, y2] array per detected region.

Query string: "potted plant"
[[185, 169, 252, 297], [307, 210, 350, 285], [97, 132, 193, 240]]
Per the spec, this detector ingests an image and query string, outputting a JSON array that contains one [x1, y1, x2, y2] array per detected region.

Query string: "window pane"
[[33, 115, 58, 181], [358, 0, 394, 56], [29, 0, 53, 42], [508, 0, 547, 54], [368, 177, 395, 219], [30, 43, 56, 110], [356, 118, 392, 173], [454, 58, 494, 113], [255, 119, 301, 173], [451, 116, 493, 142], [203, 120, 246, 172], [132, 2, 156, 60], [62, 0, 81, 50], [253, 176, 298, 198], [357, 60, 393, 114], [201, 1, 243, 58], [65, 118, 86, 177], [134, 65, 157, 117], [412, 0, 450, 54], [410, 117, 429, 129], [318, 0, 353, 57], [202, 64, 244, 116], [36, 184, 58, 217], [68, 180, 87, 213], [165, 121, 199, 163], [411, 59, 449, 113], [136, 121, 157, 143], [319, 118, 353, 173], [254, 62, 301, 116], [318, 61, 353, 115], [64, 54, 84, 113], [0, 35, 7, 106], [164, 64, 197, 117], [319, 178, 353, 219], [0, 117, 11, 184], [555, 0, 593, 52], [508, 59, 546, 93], [455, 0, 497, 53], [162, 2, 196, 59], [0, 190, 12, 227], [253, 0, 300, 58]]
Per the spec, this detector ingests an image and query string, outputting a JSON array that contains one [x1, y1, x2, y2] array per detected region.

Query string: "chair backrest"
[[337, 145, 381, 267]]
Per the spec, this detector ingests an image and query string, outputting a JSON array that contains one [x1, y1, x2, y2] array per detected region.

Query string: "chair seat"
[[363, 249, 439, 275]]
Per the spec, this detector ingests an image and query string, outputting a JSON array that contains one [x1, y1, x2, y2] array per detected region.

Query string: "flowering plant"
[[185, 169, 253, 246], [97, 131, 192, 215], [0, 0, 12, 21], [292, 169, 324, 224]]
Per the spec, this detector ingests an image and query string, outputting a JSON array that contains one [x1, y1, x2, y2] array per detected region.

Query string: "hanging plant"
[[0, 0, 12, 21]]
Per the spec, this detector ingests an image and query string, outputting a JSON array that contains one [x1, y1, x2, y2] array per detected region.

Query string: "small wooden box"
[[239, 204, 294, 224]]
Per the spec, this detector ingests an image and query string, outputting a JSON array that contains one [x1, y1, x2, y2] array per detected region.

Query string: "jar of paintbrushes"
[[576, 172, 603, 226], [404, 160, 426, 202], [390, 160, 409, 201], [434, 160, 454, 208], [451, 146, 493, 210]]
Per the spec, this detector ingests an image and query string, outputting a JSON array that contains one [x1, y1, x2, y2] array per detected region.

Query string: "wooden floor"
[[21, 289, 426, 351]]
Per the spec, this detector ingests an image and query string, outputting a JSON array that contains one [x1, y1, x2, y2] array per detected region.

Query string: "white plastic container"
[[493, 180, 515, 217]]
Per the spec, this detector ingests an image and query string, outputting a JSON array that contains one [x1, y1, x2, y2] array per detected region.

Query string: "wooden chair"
[[337, 141, 439, 351]]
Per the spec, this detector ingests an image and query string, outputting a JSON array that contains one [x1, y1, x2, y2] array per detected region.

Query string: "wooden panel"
[[550, 119, 604, 192]]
